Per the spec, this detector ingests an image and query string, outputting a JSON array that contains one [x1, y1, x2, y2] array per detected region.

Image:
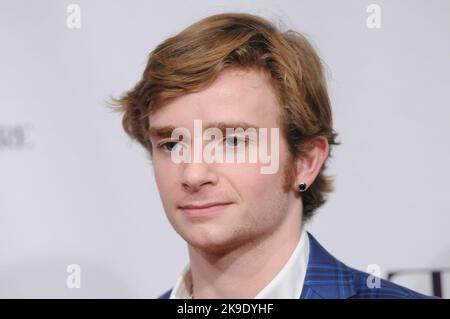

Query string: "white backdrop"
[[1, 0, 449, 298]]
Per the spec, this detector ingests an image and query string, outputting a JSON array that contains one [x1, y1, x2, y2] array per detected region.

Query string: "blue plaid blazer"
[[158, 232, 435, 299]]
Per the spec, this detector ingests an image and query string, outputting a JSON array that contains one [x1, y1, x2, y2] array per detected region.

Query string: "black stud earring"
[[298, 182, 308, 192]]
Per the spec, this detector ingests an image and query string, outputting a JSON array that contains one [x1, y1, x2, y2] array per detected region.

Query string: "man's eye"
[[224, 136, 247, 147], [158, 141, 179, 152]]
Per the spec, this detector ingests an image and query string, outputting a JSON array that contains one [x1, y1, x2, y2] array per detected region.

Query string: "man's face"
[[149, 68, 298, 254]]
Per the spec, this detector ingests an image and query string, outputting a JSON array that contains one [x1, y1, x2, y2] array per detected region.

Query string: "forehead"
[[148, 68, 281, 135]]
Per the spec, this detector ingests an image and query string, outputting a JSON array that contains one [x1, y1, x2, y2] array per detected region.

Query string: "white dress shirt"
[[169, 227, 310, 299]]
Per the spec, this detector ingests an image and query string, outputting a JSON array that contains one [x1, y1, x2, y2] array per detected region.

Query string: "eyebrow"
[[148, 121, 262, 140]]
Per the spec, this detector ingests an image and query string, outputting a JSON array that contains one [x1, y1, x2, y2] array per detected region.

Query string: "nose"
[[180, 161, 218, 192]]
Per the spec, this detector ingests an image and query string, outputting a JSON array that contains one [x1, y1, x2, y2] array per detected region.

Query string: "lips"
[[179, 202, 233, 216], [179, 202, 231, 209]]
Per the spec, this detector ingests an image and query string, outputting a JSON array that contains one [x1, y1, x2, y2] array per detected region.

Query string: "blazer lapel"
[[300, 232, 357, 299]]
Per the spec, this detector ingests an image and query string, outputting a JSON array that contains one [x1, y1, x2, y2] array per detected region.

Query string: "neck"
[[187, 204, 303, 299]]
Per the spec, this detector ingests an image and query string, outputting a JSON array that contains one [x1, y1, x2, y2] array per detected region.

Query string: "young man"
[[113, 13, 434, 299]]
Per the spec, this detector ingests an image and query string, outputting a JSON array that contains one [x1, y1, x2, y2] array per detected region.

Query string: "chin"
[[188, 233, 226, 250], [185, 228, 253, 256], [180, 230, 229, 254]]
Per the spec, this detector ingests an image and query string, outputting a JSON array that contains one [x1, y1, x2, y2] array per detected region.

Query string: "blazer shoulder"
[[304, 232, 438, 299], [349, 266, 438, 299]]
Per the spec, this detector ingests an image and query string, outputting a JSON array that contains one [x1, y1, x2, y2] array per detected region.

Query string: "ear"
[[294, 137, 329, 191]]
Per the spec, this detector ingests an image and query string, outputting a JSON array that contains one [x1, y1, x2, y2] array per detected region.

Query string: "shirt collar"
[[170, 226, 309, 299]]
